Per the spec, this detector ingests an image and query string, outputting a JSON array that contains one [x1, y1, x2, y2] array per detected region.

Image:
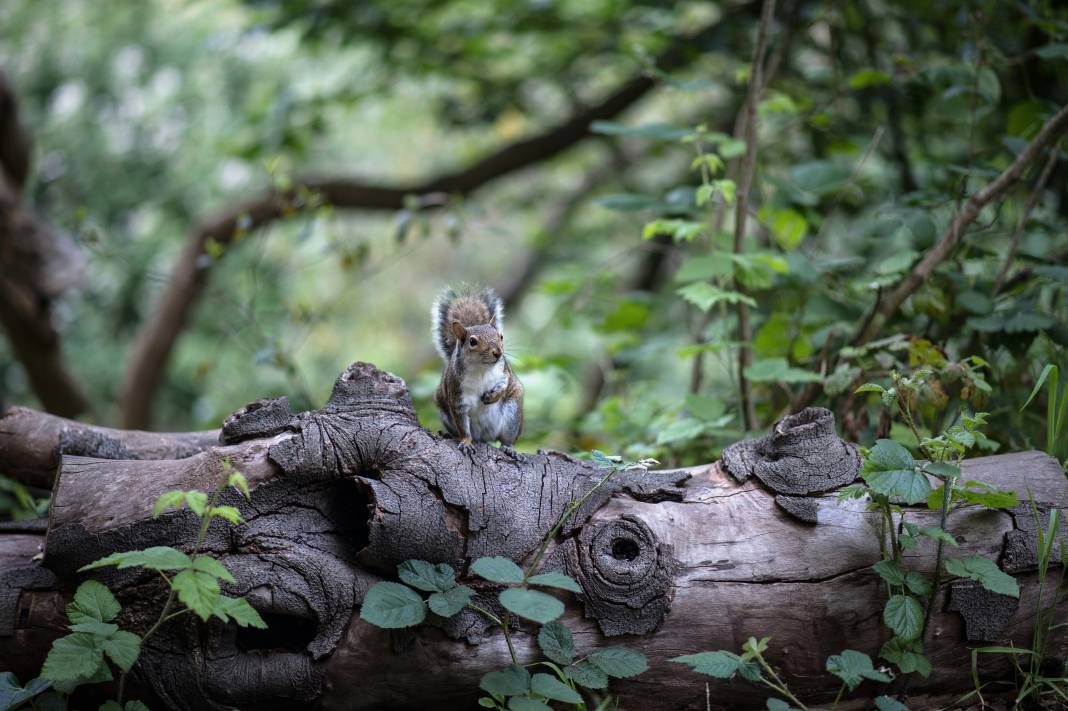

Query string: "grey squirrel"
[[432, 286, 524, 457]]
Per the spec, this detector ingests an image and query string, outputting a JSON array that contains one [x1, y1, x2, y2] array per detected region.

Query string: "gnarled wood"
[[1, 363, 1065, 710]]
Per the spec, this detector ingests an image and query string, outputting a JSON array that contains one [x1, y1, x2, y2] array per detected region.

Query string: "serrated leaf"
[[67, 581, 121, 624], [479, 665, 530, 696], [588, 648, 648, 678], [398, 560, 457, 593], [904, 571, 932, 596], [428, 585, 475, 617], [826, 649, 891, 690], [538, 621, 575, 665], [565, 660, 608, 689], [917, 526, 958, 547], [41, 634, 103, 681], [530, 673, 582, 704], [672, 651, 743, 678], [873, 559, 905, 586], [171, 570, 221, 622], [211, 595, 267, 628], [677, 282, 756, 312], [766, 699, 792, 711], [359, 581, 426, 629], [191, 555, 236, 583], [499, 588, 564, 624], [69, 621, 118, 638], [184, 491, 208, 517], [855, 383, 886, 394], [125, 702, 151, 711], [228, 471, 251, 499], [884, 595, 924, 640], [675, 253, 734, 282], [863, 465, 930, 505], [945, 556, 1019, 598], [209, 505, 244, 525], [101, 630, 141, 672], [51, 660, 111, 695], [924, 462, 960, 480], [81, 546, 193, 573], [153, 491, 186, 517], [471, 556, 525, 584], [880, 636, 931, 677]]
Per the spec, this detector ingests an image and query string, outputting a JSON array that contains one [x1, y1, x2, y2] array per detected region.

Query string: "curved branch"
[[119, 32, 715, 429], [856, 102, 1068, 345]]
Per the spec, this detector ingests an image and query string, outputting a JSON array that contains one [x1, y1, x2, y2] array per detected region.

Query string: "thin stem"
[[831, 680, 846, 710], [921, 464, 957, 643], [467, 603, 517, 665], [756, 652, 808, 710]]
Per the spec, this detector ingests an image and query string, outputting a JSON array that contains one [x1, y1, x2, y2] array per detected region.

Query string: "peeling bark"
[[0, 363, 1065, 710]]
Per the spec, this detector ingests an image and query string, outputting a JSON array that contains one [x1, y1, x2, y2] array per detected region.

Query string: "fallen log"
[[0, 362, 1065, 710]]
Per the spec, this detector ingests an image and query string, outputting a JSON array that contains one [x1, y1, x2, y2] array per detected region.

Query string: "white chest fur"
[[461, 361, 508, 441]]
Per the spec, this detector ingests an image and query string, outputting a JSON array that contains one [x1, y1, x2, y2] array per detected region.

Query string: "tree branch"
[[732, 0, 777, 431], [855, 102, 1068, 345], [992, 144, 1060, 294], [119, 31, 716, 429]]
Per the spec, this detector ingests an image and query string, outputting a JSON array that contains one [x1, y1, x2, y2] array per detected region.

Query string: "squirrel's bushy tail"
[[432, 285, 504, 360]]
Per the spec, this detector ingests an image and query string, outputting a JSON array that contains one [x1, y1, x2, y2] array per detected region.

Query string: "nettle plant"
[[359, 452, 654, 711], [847, 368, 1019, 677], [7, 459, 266, 711], [672, 636, 905, 711]]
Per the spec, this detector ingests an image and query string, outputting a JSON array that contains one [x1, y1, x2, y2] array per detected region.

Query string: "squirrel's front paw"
[[500, 445, 520, 460], [480, 380, 505, 404], [457, 437, 475, 454]]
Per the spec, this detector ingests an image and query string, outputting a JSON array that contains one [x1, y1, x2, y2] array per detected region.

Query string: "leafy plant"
[[360, 451, 655, 709], [1020, 363, 1068, 467], [672, 636, 902, 711], [35, 459, 265, 709]]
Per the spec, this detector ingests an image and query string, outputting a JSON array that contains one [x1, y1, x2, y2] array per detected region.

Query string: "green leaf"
[[538, 621, 576, 665], [101, 630, 141, 672], [50, 659, 111, 695], [1035, 42, 1068, 60], [593, 193, 663, 212], [498, 588, 564, 624], [917, 526, 958, 547], [874, 696, 908, 711], [100, 702, 123, 711], [209, 505, 244, 525], [565, 660, 608, 689], [924, 462, 959, 480], [228, 470, 251, 499], [855, 383, 886, 394], [398, 560, 456, 593], [677, 282, 756, 312], [872, 559, 905, 586], [744, 358, 822, 384], [655, 417, 708, 445], [904, 571, 932, 596], [508, 698, 552, 711], [527, 572, 581, 593], [80, 546, 193, 573], [826, 649, 892, 691], [212, 595, 268, 628], [184, 491, 208, 516], [880, 636, 931, 677], [359, 581, 426, 629], [471, 556, 525, 584], [883, 595, 924, 640], [479, 665, 530, 697], [153, 491, 186, 517], [428, 585, 475, 617], [171, 569, 221, 622], [961, 487, 1018, 510], [0, 673, 52, 710], [766, 700, 792, 711], [587, 648, 648, 678], [862, 440, 929, 504], [848, 68, 892, 89], [192, 555, 236, 583], [125, 702, 151, 711], [944, 556, 1019, 598], [41, 634, 104, 681], [529, 673, 582, 704], [69, 621, 118, 637], [671, 651, 745, 678], [769, 208, 808, 251], [478, 698, 496, 708], [67, 581, 121, 624]]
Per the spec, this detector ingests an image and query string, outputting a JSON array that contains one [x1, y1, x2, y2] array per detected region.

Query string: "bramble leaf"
[[537, 621, 575, 665], [212, 595, 268, 628], [471, 556, 524, 584], [530, 673, 582, 704], [171, 570, 221, 622], [398, 560, 456, 593], [359, 582, 426, 629], [479, 665, 530, 696], [883, 595, 923, 640], [945, 556, 1019, 598], [826, 649, 892, 690], [526, 572, 581, 593], [588, 648, 648, 678], [67, 581, 121, 624], [101, 630, 141, 672], [565, 660, 608, 689], [427, 585, 475, 617], [41, 634, 103, 681], [499, 588, 564, 624]]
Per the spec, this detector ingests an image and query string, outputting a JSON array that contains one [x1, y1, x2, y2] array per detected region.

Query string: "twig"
[[732, 0, 777, 431], [992, 145, 1060, 294]]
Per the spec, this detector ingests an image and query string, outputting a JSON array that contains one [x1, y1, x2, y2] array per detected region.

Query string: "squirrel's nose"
[[492, 348, 502, 359]]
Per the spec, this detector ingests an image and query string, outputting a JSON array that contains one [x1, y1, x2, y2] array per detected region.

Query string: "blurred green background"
[[1, 0, 1067, 475]]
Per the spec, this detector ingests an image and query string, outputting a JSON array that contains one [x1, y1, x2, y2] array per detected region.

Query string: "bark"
[[0, 71, 89, 417], [1, 363, 1065, 710], [118, 26, 721, 430]]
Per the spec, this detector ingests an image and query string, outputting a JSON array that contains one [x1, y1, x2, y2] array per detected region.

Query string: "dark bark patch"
[[563, 515, 675, 636], [0, 564, 56, 636], [1001, 504, 1068, 574], [721, 407, 859, 495], [221, 397, 295, 444], [947, 580, 1020, 641], [774, 495, 819, 524]]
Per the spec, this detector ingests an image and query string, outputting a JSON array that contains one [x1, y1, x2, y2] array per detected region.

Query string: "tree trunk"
[[1, 362, 1065, 710]]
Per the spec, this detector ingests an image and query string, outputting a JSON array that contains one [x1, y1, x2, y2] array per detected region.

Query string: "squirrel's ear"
[[450, 321, 467, 341], [488, 312, 497, 326]]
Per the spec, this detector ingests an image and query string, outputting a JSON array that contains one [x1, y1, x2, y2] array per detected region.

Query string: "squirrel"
[[432, 286, 524, 457]]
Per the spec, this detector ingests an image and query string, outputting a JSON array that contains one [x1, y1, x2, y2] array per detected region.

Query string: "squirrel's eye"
[[468, 336, 478, 347]]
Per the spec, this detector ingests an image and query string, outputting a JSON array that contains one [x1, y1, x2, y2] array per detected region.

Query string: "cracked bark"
[[0, 363, 1065, 710]]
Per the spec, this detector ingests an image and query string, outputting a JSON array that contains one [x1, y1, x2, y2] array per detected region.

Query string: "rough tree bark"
[[1, 363, 1065, 710]]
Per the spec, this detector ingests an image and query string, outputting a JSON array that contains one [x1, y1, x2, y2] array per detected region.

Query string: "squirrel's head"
[[450, 321, 503, 365]]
